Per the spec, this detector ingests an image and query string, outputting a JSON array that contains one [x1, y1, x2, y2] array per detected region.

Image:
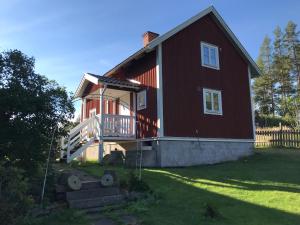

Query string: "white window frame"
[[137, 90, 147, 110], [201, 42, 220, 70], [203, 88, 223, 115]]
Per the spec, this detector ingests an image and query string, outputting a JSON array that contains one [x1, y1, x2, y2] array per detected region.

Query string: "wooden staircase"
[[61, 116, 100, 163]]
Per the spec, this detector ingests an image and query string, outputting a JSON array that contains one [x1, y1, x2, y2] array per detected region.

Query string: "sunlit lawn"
[[77, 149, 300, 225]]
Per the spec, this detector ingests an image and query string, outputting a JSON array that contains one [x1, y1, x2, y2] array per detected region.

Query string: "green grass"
[[77, 149, 300, 225]]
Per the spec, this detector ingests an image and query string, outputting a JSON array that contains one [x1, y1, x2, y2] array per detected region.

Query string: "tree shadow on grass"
[[157, 171, 300, 193], [166, 152, 300, 194], [141, 169, 300, 225], [139, 152, 300, 225]]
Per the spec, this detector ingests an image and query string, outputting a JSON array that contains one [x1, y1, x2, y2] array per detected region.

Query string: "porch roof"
[[74, 73, 141, 98]]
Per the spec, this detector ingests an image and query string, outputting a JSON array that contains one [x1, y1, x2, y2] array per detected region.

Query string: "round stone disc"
[[101, 174, 114, 187], [67, 175, 82, 190]]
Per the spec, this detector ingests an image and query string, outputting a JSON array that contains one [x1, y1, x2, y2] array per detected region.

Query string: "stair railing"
[[61, 116, 101, 163]]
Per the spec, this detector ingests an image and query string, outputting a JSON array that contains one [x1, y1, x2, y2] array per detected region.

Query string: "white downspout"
[[156, 43, 164, 137]]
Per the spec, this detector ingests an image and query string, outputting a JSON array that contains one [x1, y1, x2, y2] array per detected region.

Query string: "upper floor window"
[[203, 88, 222, 115], [201, 42, 220, 70], [137, 90, 147, 110]]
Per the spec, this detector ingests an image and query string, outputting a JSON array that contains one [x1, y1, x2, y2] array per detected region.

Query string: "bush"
[[128, 171, 150, 192], [203, 203, 221, 219], [0, 161, 33, 225]]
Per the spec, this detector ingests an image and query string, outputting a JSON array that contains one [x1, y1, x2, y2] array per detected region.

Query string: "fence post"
[[279, 123, 283, 147]]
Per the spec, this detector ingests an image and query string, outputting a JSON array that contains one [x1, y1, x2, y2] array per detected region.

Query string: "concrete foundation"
[[156, 140, 254, 167], [82, 139, 254, 167], [125, 150, 158, 167]]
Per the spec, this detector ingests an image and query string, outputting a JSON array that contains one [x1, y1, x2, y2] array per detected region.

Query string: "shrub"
[[0, 161, 33, 225], [203, 203, 221, 219], [128, 171, 150, 192]]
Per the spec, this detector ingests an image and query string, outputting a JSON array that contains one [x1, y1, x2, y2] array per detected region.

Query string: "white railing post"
[[98, 86, 106, 163], [67, 136, 71, 161]]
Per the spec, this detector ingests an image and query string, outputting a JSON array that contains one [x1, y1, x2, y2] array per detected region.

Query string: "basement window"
[[203, 88, 222, 115], [201, 42, 220, 70], [137, 90, 147, 110]]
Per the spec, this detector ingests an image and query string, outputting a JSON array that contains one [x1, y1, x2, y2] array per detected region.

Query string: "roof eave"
[[103, 47, 153, 77], [101, 6, 261, 78], [74, 73, 99, 98]]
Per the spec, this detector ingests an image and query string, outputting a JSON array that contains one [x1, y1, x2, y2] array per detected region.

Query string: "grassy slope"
[[78, 149, 300, 225]]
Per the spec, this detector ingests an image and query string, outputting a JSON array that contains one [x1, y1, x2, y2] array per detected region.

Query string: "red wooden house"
[[61, 6, 260, 167]]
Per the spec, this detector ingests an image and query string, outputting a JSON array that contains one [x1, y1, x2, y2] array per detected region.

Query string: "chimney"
[[143, 31, 159, 47]]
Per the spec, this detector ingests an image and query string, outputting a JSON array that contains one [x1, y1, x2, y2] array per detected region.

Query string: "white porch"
[[61, 73, 141, 163]]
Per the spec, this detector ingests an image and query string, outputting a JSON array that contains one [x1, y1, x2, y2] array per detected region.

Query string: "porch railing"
[[60, 114, 135, 162], [102, 114, 135, 138]]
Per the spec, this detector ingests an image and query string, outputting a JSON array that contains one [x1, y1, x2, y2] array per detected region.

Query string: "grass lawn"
[[77, 149, 300, 225]]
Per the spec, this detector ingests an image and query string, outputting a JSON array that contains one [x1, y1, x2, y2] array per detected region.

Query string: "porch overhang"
[[74, 72, 141, 98]]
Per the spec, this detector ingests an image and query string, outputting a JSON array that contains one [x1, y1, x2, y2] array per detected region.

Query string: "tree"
[[284, 21, 300, 121], [253, 36, 277, 115], [0, 50, 74, 173], [273, 26, 294, 116], [284, 21, 300, 91]]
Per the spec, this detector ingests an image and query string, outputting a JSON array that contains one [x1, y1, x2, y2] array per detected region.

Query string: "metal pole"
[[41, 126, 56, 206], [139, 142, 142, 181]]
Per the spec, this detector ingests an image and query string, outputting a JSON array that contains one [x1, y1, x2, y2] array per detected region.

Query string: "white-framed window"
[[137, 90, 147, 110], [201, 42, 220, 70], [203, 88, 222, 115]]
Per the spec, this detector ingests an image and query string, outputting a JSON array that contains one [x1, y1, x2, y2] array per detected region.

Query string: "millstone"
[[101, 174, 114, 187], [67, 175, 82, 190]]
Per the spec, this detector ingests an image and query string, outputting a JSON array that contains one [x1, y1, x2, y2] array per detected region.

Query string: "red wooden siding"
[[111, 51, 158, 138], [85, 98, 100, 118], [162, 13, 253, 139], [81, 51, 158, 138], [83, 83, 100, 96]]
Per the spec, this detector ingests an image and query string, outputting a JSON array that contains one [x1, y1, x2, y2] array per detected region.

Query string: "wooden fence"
[[255, 126, 300, 148]]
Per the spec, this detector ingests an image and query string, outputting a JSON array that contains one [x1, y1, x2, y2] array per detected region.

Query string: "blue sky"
[[0, 0, 299, 116]]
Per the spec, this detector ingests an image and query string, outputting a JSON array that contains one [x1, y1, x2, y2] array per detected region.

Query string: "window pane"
[[203, 46, 209, 65], [213, 93, 219, 111], [210, 48, 217, 66], [205, 92, 212, 111], [138, 94, 144, 107]]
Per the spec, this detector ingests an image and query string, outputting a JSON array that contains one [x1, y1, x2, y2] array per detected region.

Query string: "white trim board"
[[156, 44, 164, 137], [136, 136, 255, 143], [248, 65, 256, 140], [100, 136, 255, 143]]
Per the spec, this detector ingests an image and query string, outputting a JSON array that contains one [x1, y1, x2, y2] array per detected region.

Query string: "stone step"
[[68, 194, 125, 209], [81, 180, 102, 190], [80, 203, 126, 214], [66, 187, 120, 201]]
